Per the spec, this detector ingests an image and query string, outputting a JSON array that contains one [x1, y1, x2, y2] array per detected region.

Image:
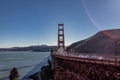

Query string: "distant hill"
[[68, 29, 120, 54], [0, 45, 57, 52]]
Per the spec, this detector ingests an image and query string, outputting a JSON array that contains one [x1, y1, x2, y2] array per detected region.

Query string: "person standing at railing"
[[9, 67, 20, 80]]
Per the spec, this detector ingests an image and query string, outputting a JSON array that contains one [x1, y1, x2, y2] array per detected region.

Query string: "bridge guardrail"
[[51, 51, 120, 67]]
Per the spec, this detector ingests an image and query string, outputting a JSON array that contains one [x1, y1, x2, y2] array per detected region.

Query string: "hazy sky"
[[0, 0, 120, 48]]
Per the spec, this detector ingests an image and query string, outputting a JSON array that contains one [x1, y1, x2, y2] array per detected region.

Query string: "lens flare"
[[82, 0, 118, 39]]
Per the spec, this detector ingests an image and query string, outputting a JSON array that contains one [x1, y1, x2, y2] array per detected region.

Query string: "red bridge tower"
[[58, 24, 65, 49]]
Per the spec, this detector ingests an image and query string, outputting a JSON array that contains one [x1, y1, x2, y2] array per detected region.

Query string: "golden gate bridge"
[[51, 24, 120, 80]]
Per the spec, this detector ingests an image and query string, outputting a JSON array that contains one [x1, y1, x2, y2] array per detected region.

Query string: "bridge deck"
[[51, 51, 120, 80]]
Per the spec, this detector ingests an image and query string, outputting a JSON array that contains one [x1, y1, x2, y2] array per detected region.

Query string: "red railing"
[[51, 51, 120, 67]]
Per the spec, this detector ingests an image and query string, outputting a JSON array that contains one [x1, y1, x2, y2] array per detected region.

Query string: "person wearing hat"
[[9, 67, 20, 80]]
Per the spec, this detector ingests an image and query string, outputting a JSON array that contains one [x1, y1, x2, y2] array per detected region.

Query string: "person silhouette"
[[9, 67, 20, 80]]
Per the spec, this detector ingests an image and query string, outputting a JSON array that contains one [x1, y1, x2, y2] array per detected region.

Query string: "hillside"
[[0, 45, 57, 52], [68, 29, 120, 54]]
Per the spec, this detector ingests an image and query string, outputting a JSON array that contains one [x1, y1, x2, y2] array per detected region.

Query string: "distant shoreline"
[[0, 51, 50, 53], [0, 45, 57, 52]]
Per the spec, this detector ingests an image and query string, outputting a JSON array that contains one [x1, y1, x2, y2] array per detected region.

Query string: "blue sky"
[[0, 0, 120, 48]]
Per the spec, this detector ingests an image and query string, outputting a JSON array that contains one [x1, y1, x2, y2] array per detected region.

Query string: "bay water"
[[0, 52, 50, 80]]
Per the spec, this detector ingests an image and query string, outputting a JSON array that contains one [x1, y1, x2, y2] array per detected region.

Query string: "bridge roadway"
[[51, 51, 120, 80]]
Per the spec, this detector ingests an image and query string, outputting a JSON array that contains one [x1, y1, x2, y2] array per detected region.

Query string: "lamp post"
[[115, 40, 117, 65]]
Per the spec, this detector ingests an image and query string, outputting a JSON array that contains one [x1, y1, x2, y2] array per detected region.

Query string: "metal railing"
[[51, 51, 120, 66]]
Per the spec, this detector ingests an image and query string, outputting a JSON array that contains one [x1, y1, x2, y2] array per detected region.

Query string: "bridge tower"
[[58, 24, 65, 49]]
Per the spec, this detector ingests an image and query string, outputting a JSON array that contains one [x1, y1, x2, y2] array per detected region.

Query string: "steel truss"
[[52, 55, 120, 80]]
